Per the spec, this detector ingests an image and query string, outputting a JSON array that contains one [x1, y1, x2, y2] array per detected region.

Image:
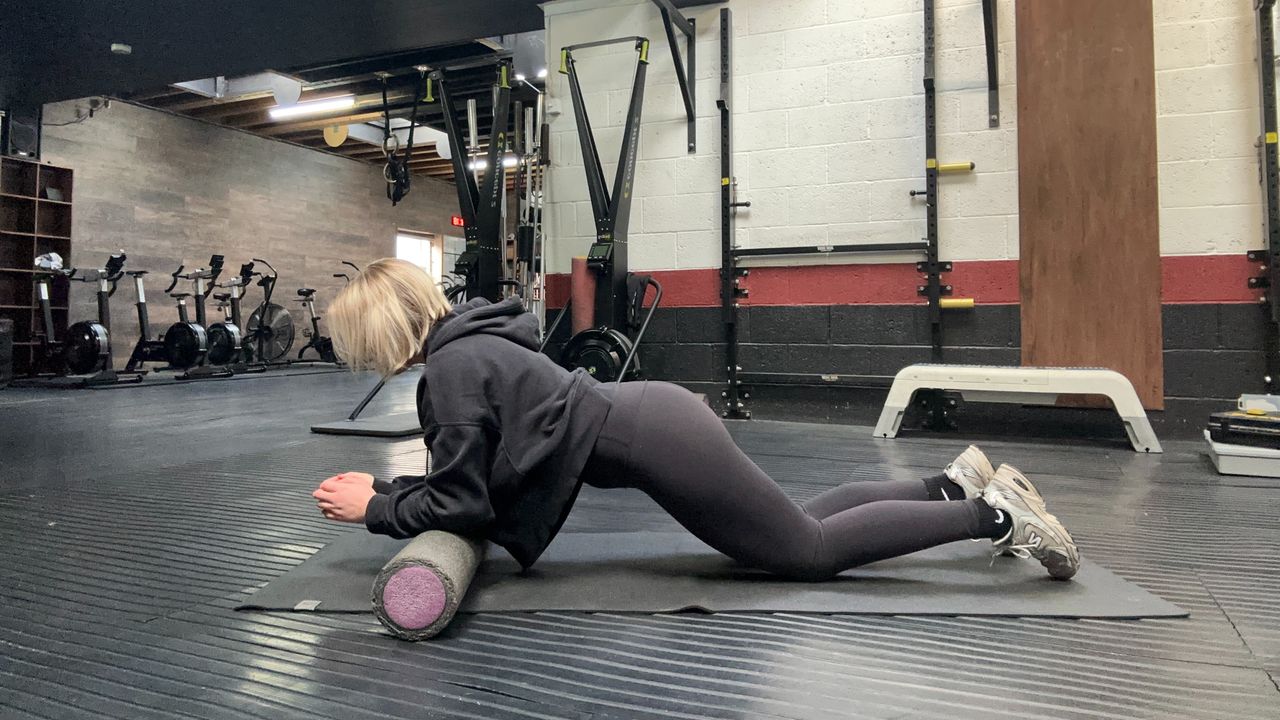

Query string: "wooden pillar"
[[1016, 0, 1164, 409]]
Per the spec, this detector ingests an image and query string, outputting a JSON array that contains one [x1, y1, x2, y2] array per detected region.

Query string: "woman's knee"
[[756, 527, 839, 582]]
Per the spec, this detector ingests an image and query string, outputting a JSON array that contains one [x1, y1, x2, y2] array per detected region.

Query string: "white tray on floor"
[[1204, 430, 1280, 478]]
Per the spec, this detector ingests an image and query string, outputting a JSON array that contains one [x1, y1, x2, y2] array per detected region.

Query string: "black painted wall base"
[[543, 303, 1265, 440]]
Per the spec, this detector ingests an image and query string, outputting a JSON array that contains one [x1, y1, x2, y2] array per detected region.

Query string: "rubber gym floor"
[[1, 371, 1277, 720]]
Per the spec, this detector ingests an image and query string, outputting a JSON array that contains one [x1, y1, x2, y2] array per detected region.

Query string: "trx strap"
[[383, 71, 426, 206]]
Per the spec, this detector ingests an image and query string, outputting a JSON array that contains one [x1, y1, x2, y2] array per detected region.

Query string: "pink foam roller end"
[[381, 566, 448, 630]]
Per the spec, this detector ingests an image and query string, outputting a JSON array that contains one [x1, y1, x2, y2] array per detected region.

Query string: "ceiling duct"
[[347, 120, 453, 160]]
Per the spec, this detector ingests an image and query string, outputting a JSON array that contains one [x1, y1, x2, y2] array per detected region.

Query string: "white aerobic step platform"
[[873, 364, 1163, 453]]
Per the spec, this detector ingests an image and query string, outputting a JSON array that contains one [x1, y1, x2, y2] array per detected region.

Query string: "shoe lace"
[[990, 543, 1033, 565]]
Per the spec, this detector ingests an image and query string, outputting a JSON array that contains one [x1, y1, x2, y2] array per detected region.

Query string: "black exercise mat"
[[239, 531, 1186, 619], [310, 411, 423, 437]]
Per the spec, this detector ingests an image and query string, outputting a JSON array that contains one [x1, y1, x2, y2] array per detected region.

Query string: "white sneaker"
[[983, 465, 1080, 580], [943, 445, 997, 500]]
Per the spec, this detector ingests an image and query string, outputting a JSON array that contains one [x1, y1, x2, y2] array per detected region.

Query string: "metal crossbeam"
[[734, 242, 929, 259]]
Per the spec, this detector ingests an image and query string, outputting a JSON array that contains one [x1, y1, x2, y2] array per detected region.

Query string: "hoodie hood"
[[426, 297, 539, 354]]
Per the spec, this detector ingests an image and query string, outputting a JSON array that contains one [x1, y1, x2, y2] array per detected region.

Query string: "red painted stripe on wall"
[[545, 254, 1255, 308], [1161, 253, 1258, 303]]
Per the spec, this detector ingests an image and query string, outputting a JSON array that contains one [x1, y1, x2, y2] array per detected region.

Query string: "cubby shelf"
[[0, 155, 72, 376]]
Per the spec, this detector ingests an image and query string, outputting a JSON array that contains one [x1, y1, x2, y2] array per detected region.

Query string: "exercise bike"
[[123, 263, 192, 373], [162, 255, 225, 373], [32, 251, 143, 386], [243, 258, 294, 365], [206, 261, 254, 369], [296, 260, 357, 364], [295, 288, 337, 363]]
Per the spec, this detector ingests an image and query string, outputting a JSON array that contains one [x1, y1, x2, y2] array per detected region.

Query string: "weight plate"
[[63, 321, 108, 375]]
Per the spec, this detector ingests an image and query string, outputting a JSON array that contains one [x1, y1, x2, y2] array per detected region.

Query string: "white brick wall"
[[543, 0, 1266, 274], [1156, 0, 1264, 256]]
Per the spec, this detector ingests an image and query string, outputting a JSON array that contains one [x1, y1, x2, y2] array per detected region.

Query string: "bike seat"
[[213, 293, 231, 302], [170, 292, 193, 299], [126, 270, 149, 277], [297, 288, 316, 297]]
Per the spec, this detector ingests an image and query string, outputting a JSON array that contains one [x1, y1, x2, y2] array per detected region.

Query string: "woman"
[[313, 259, 1079, 581]]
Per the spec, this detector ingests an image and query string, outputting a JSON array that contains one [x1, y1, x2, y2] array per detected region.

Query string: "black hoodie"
[[363, 297, 612, 569]]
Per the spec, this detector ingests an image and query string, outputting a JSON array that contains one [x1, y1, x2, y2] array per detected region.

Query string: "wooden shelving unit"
[[0, 155, 73, 376]]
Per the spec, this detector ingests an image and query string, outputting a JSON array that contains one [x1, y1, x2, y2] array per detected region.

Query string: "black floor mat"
[[240, 531, 1186, 619], [310, 411, 423, 437]]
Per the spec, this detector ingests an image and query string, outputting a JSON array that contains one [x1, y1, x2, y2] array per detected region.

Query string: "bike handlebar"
[[165, 265, 185, 294], [251, 258, 278, 278]]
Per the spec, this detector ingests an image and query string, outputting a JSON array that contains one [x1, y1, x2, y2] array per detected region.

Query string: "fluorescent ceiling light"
[[515, 73, 527, 82], [536, 68, 548, 79], [268, 95, 355, 120]]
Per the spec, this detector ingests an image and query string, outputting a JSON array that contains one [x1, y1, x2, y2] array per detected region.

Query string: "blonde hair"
[[327, 258, 452, 377]]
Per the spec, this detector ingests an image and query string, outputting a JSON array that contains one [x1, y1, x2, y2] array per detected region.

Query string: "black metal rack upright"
[[431, 63, 512, 303], [1251, 0, 1280, 392], [718, 8, 750, 418], [719, 0, 999, 417]]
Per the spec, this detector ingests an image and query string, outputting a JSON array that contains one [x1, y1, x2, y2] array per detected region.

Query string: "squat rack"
[[720, 0, 999, 419], [1251, 0, 1280, 393]]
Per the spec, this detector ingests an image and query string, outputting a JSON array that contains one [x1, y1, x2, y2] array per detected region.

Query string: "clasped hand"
[[312, 472, 377, 523]]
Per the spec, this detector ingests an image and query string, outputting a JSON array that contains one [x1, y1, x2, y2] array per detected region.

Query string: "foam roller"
[[372, 531, 486, 641]]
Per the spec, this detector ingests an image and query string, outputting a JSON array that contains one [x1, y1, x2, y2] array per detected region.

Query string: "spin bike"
[[162, 255, 225, 374], [206, 261, 255, 369]]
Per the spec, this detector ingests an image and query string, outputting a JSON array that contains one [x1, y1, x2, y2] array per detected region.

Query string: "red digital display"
[[450, 215, 465, 227]]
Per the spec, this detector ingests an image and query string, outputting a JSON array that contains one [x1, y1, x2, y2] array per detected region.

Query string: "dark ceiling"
[[0, 0, 547, 108], [0, 0, 717, 109]]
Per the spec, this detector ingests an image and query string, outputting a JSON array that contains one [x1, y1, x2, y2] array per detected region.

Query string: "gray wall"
[[41, 100, 459, 365]]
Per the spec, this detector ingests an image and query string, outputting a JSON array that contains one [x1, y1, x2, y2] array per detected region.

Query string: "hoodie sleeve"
[[373, 475, 426, 495], [364, 423, 497, 539]]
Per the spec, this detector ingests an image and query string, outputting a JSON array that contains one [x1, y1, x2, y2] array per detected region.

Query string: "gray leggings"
[[583, 381, 983, 581]]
